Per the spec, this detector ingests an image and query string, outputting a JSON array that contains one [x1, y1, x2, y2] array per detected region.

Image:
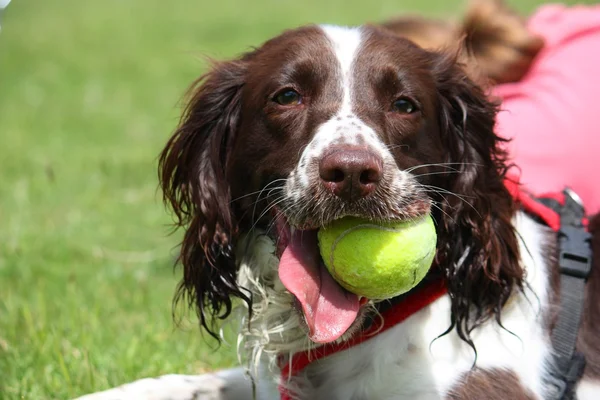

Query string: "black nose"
[[319, 146, 383, 201]]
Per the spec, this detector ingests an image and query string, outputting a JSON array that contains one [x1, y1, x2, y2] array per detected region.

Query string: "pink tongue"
[[278, 230, 360, 343]]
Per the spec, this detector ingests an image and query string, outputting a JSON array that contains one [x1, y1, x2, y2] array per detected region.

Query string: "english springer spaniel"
[[77, 5, 600, 400]]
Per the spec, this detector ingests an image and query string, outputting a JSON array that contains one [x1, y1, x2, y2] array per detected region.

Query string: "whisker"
[[419, 184, 476, 201], [230, 179, 287, 203], [250, 181, 288, 228], [412, 171, 464, 179], [404, 162, 483, 174], [418, 184, 482, 218], [430, 202, 456, 224], [247, 197, 288, 237], [384, 144, 410, 151], [237, 191, 285, 229]]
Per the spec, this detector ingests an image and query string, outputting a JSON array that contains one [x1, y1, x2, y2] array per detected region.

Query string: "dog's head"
[[159, 25, 522, 347]]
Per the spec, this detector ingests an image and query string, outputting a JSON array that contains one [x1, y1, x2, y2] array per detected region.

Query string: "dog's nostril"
[[360, 168, 381, 185], [331, 169, 345, 183], [319, 146, 383, 201], [320, 166, 346, 183]]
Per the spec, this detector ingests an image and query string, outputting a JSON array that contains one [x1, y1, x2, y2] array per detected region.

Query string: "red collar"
[[278, 279, 447, 399]]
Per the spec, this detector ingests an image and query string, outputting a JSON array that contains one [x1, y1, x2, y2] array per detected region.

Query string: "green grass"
[[0, 0, 595, 398]]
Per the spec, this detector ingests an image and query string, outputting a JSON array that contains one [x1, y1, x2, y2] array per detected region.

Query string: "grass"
[[0, 0, 595, 398]]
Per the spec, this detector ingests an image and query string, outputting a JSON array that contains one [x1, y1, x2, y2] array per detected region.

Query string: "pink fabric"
[[493, 4, 600, 214]]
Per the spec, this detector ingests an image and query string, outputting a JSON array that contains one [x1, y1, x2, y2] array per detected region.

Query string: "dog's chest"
[[297, 290, 550, 400], [251, 213, 552, 399]]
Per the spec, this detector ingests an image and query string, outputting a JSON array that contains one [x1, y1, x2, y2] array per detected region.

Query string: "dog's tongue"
[[278, 230, 360, 343]]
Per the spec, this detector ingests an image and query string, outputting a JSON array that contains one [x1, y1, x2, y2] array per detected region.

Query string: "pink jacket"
[[494, 4, 600, 214]]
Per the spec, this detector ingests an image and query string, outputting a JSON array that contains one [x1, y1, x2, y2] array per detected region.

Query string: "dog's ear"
[[431, 52, 522, 346], [159, 59, 250, 340]]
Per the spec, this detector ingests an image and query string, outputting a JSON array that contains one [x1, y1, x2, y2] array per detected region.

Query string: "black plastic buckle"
[[559, 226, 592, 279], [559, 188, 592, 280]]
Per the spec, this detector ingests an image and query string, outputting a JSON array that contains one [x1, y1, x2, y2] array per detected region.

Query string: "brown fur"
[[381, 0, 544, 85], [446, 368, 536, 399], [578, 213, 600, 380]]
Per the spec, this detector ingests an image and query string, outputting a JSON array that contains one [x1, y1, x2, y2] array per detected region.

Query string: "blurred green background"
[[0, 0, 596, 398]]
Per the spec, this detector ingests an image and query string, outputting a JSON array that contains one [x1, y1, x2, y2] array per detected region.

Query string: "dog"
[[76, 1, 600, 399]]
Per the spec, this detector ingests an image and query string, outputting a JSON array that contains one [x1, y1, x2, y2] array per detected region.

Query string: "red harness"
[[505, 179, 562, 231], [277, 180, 582, 400]]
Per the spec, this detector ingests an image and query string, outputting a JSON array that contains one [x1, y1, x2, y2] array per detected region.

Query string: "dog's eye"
[[391, 98, 417, 114], [274, 89, 302, 106]]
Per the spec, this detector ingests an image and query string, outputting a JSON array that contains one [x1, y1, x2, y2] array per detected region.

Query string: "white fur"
[[236, 233, 309, 371], [577, 380, 600, 400], [73, 370, 251, 400], [230, 212, 554, 399], [286, 26, 416, 208], [320, 25, 360, 113]]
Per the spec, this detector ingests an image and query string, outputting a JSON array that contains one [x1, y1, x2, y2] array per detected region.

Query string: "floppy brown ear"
[[430, 52, 522, 347], [158, 59, 250, 340]]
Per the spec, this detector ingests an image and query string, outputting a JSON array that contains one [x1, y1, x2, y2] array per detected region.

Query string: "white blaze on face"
[[286, 26, 400, 198], [321, 25, 361, 114]]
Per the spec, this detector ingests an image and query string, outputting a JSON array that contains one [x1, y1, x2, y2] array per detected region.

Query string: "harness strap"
[[545, 189, 592, 400]]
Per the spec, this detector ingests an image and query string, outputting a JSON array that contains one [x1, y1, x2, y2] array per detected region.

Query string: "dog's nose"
[[319, 147, 383, 201]]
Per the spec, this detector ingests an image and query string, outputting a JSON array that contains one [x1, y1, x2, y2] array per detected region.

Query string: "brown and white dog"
[[77, 1, 600, 399]]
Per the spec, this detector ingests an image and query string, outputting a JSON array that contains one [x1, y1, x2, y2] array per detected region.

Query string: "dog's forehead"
[[320, 25, 363, 70], [354, 26, 435, 83], [250, 25, 335, 65], [248, 25, 370, 77], [250, 25, 432, 85]]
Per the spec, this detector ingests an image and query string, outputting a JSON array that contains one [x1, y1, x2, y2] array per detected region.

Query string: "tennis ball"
[[317, 215, 437, 299]]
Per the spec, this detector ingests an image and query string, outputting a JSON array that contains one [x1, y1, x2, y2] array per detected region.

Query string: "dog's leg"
[[73, 367, 262, 400]]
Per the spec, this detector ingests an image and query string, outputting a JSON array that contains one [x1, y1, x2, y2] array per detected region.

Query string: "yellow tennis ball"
[[317, 215, 437, 299]]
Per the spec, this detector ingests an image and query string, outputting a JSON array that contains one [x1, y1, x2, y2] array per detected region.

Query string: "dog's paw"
[[73, 374, 229, 400]]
